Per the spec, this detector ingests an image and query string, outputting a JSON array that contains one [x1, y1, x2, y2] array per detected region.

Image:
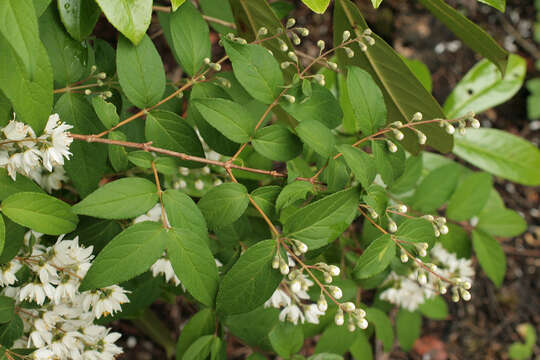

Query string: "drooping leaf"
[[444, 55, 525, 118], [117, 34, 166, 109], [301, 0, 331, 13], [0, 217, 25, 265], [166, 228, 219, 306], [217, 240, 282, 315], [198, 183, 250, 230], [72, 177, 158, 220], [334, 0, 452, 154], [57, 0, 101, 41], [295, 120, 335, 158], [252, 125, 302, 161], [472, 229, 506, 287], [182, 335, 214, 360], [354, 234, 395, 278], [390, 154, 423, 194], [453, 128, 540, 186], [1, 192, 78, 235], [446, 172, 492, 221], [94, 0, 152, 45], [169, 1, 211, 76], [371, 140, 405, 186], [80, 222, 169, 290], [418, 0, 508, 74], [283, 187, 359, 250], [223, 39, 284, 104], [337, 145, 375, 189]]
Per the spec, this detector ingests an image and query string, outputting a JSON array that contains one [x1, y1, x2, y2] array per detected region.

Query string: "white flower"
[[151, 257, 180, 286], [0, 260, 22, 286], [32, 347, 54, 360], [304, 304, 325, 324], [134, 204, 163, 224], [40, 166, 68, 193], [93, 285, 129, 319], [19, 281, 56, 305], [3, 120, 29, 140], [279, 305, 304, 325], [264, 289, 291, 309]]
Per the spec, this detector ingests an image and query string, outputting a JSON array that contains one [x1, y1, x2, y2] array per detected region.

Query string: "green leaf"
[[295, 120, 335, 158], [364, 184, 388, 216], [269, 321, 304, 358], [252, 125, 302, 161], [168, 1, 210, 76], [198, 183, 249, 230], [301, 0, 331, 13], [0, 32, 52, 134], [0, 297, 13, 324], [176, 309, 216, 360], [472, 230, 506, 287], [396, 309, 421, 351], [346, 67, 386, 135], [371, 140, 405, 186], [250, 186, 281, 219], [74, 218, 122, 254], [34, 0, 52, 16], [54, 93, 107, 197], [171, 0, 186, 11], [145, 110, 205, 168], [193, 98, 256, 143], [108, 131, 129, 172], [72, 177, 158, 220], [92, 96, 119, 129], [417, 0, 508, 74], [337, 145, 375, 189], [39, 6, 88, 86], [0, 218, 4, 259], [0, 169, 44, 201], [446, 172, 492, 221], [314, 324, 357, 355], [57, 0, 101, 41], [80, 222, 168, 291], [411, 163, 461, 213], [224, 306, 279, 351], [117, 34, 165, 109], [477, 208, 526, 238], [163, 190, 208, 240], [402, 57, 432, 92], [0, 217, 25, 265], [0, 315, 22, 348], [223, 40, 283, 104], [350, 332, 373, 360], [439, 223, 471, 259], [217, 240, 282, 315], [199, 0, 236, 34], [418, 296, 448, 320], [166, 228, 219, 306], [444, 55, 525, 118], [94, 38, 116, 76], [94, 0, 152, 45], [275, 181, 314, 213], [283, 187, 359, 250], [0, 0, 39, 80], [365, 307, 394, 352], [390, 154, 423, 194], [395, 218, 436, 246], [280, 83, 343, 129], [453, 128, 540, 186], [354, 234, 395, 278], [477, 0, 506, 13], [1, 192, 78, 235], [371, 0, 383, 8], [334, 0, 452, 154], [183, 335, 214, 360]]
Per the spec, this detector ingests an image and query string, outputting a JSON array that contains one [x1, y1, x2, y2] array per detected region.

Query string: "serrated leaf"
[[396, 309, 421, 351], [80, 222, 168, 290], [252, 125, 302, 161], [275, 181, 314, 213], [94, 0, 152, 45], [117, 34, 165, 109], [371, 140, 405, 186], [198, 183, 249, 230], [354, 234, 395, 278], [395, 218, 436, 246], [444, 55, 525, 118], [337, 145, 376, 189], [364, 184, 388, 216], [168, 1, 210, 76], [283, 187, 359, 250], [217, 240, 282, 315], [193, 98, 257, 144], [145, 110, 205, 168], [251, 186, 281, 219], [296, 120, 335, 158], [1, 192, 78, 235], [92, 96, 119, 129], [167, 228, 219, 306], [176, 309, 216, 360], [163, 190, 208, 240], [72, 177, 158, 220], [0, 315, 22, 348], [472, 229, 506, 287], [411, 163, 461, 213], [223, 40, 283, 104], [446, 172, 492, 221], [453, 128, 540, 186], [346, 66, 386, 135], [57, 0, 101, 41]]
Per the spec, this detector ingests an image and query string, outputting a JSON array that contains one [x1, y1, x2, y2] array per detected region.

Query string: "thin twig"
[[152, 5, 237, 29]]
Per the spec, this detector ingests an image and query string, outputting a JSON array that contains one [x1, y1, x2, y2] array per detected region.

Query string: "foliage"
[[0, 0, 536, 359]]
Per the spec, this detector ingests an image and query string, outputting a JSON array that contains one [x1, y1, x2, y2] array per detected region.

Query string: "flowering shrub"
[[0, 0, 538, 359]]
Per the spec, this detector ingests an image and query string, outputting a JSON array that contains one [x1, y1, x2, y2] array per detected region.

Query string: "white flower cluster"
[[0, 232, 128, 359], [380, 243, 474, 311], [0, 114, 73, 185]]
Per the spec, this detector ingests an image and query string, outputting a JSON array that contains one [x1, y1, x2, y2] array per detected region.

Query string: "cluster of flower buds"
[[341, 29, 375, 57], [451, 277, 472, 302], [0, 114, 73, 185], [203, 57, 222, 72], [272, 241, 308, 275], [456, 111, 481, 135], [422, 215, 449, 237], [224, 32, 247, 45], [335, 302, 368, 332]]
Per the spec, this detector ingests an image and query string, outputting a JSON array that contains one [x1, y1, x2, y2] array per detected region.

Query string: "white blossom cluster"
[[380, 243, 474, 311], [0, 232, 128, 359], [0, 114, 73, 187]]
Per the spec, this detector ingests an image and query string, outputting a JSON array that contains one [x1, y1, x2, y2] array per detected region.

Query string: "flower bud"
[[357, 318, 368, 329], [328, 62, 338, 71], [363, 29, 372, 36], [412, 112, 423, 121], [342, 30, 351, 42], [257, 27, 268, 36], [287, 51, 298, 62], [386, 140, 397, 153], [335, 309, 344, 326], [328, 265, 340, 277], [323, 272, 333, 284], [290, 279, 301, 293], [418, 272, 427, 285], [318, 295, 328, 312], [342, 302, 355, 312], [272, 255, 280, 269], [279, 259, 290, 275], [388, 219, 398, 233], [445, 123, 455, 134], [278, 39, 288, 52], [347, 322, 356, 332], [344, 47, 354, 58], [400, 251, 409, 263], [97, 72, 107, 79], [286, 18, 296, 29], [463, 281, 472, 290], [284, 95, 296, 104], [292, 33, 301, 45], [298, 28, 309, 37], [423, 214, 434, 222], [398, 204, 407, 213], [329, 286, 343, 299], [460, 288, 471, 301], [358, 42, 368, 52], [204, 57, 211, 64], [90, 65, 97, 73], [440, 225, 449, 235], [470, 118, 480, 128], [294, 240, 308, 253], [84, 89, 92, 95], [210, 63, 221, 71], [317, 40, 325, 51], [417, 131, 427, 145], [392, 129, 404, 141], [281, 61, 292, 69], [364, 36, 375, 46]]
